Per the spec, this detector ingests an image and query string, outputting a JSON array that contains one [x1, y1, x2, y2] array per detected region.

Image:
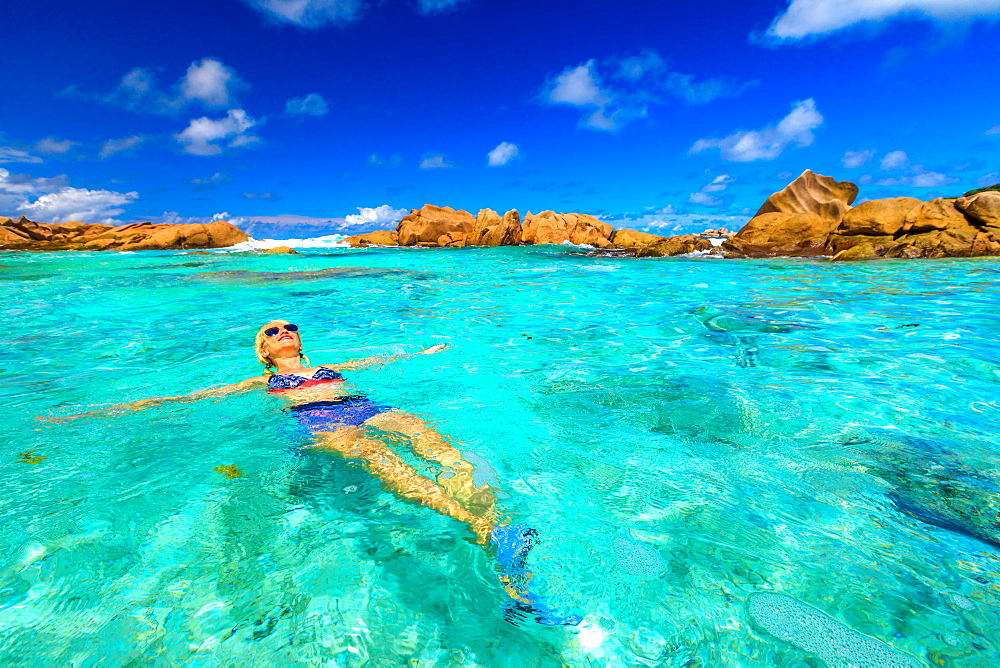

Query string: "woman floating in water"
[[54, 320, 579, 626]]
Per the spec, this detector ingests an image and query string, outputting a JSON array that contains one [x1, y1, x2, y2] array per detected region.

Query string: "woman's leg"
[[362, 411, 498, 518], [306, 426, 494, 544]]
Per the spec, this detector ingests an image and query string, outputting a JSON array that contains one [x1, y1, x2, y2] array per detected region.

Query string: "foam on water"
[[2, 246, 999, 664], [226, 234, 350, 250]]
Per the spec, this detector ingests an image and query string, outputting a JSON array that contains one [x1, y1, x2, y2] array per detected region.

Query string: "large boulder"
[[344, 230, 399, 247], [755, 169, 859, 224], [0, 216, 248, 251], [724, 212, 837, 257], [521, 211, 613, 248], [396, 204, 475, 247], [955, 191, 1000, 231], [610, 228, 667, 248], [901, 198, 968, 234], [469, 208, 522, 247], [837, 197, 921, 236], [635, 235, 712, 257]]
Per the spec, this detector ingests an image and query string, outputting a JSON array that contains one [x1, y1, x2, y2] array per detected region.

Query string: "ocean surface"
[[2, 244, 999, 666]]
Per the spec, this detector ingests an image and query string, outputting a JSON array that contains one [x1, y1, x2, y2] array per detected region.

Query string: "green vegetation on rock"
[[963, 183, 1000, 197]]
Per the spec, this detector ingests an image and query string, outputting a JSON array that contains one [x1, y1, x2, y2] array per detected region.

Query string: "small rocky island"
[[2, 170, 999, 259]]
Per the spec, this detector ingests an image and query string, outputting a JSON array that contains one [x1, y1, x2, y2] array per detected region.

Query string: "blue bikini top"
[[267, 366, 344, 390]]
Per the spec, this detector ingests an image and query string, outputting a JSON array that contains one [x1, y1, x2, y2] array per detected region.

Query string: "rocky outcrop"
[[469, 209, 522, 247], [0, 216, 248, 251], [263, 246, 298, 254], [521, 211, 613, 248], [396, 204, 476, 247], [610, 228, 667, 248], [754, 169, 859, 224], [723, 212, 837, 258], [954, 191, 1000, 231], [635, 234, 713, 257], [344, 230, 399, 247], [727, 172, 1000, 260]]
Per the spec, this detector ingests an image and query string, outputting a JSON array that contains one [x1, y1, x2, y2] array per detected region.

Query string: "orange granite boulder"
[[610, 228, 667, 248], [521, 211, 613, 248], [754, 169, 858, 224], [837, 197, 921, 236], [900, 198, 968, 234], [635, 234, 712, 257], [469, 208, 522, 247], [724, 212, 837, 257], [0, 216, 248, 251], [262, 246, 298, 254], [955, 191, 1000, 234], [396, 204, 475, 247], [344, 230, 399, 247]]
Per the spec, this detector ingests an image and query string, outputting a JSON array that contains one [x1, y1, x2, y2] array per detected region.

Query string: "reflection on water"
[[1, 249, 999, 664]]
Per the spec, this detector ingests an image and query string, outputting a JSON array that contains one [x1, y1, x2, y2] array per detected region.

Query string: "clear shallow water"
[[2, 246, 999, 666]]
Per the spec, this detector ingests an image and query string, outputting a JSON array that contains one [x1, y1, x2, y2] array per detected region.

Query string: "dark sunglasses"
[[265, 323, 299, 337]]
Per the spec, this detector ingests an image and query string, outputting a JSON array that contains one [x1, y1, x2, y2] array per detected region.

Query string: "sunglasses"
[[264, 323, 299, 337]]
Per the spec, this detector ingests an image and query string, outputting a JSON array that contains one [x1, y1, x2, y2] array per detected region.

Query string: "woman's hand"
[[418, 344, 449, 355]]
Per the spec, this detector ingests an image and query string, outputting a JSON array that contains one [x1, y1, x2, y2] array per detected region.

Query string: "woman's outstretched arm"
[[323, 344, 449, 371], [42, 376, 268, 422]]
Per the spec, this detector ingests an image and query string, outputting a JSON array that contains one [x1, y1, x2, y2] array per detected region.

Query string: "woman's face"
[[260, 321, 301, 358]]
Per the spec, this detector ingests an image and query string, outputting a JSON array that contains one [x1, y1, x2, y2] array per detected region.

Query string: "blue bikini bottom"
[[289, 396, 393, 433]]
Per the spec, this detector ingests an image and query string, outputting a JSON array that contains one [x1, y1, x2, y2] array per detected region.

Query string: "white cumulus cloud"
[[542, 51, 754, 132], [102, 58, 246, 114], [16, 185, 138, 224], [417, 0, 470, 14], [546, 61, 611, 107], [344, 204, 408, 228], [986, 126, 1000, 135], [690, 98, 823, 162], [180, 58, 243, 108], [175, 109, 259, 156], [688, 174, 734, 206], [285, 92, 329, 116], [842, 149, 874, 168], [100, 136, 145, 159], [242, 0, 366, 27], [419, 154, 455, 169], [0, 147, 42, 164], [34, 138, 76, 154], [881, 150, 909, 170], [487, 142, 519, 167], [766, 0, 1000, 40]]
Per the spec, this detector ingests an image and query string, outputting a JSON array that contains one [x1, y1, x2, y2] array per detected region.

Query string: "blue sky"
[[1, 0, 999, 237]]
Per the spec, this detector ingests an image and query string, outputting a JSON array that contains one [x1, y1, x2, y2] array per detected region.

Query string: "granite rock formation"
[[396, 204, 476, 247], [469, 208, 522, 247], [521, 211, 614, 248], [727, 172, 1000, 260], [0, 216, 248, 251], [344, 230, 399, 247], [754, 169, 859, 223], [609, 228, 667, 248], [635, 234, 713, 257]]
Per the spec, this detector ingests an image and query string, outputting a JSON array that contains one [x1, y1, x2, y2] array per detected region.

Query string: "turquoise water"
[[2, 246, 1000, 666]]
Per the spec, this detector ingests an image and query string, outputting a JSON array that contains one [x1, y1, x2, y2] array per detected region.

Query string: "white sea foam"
[[223, 234, 350, 251]]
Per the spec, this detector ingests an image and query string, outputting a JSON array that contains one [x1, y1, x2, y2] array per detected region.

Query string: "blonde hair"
[[254, 319, 311, 374]]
